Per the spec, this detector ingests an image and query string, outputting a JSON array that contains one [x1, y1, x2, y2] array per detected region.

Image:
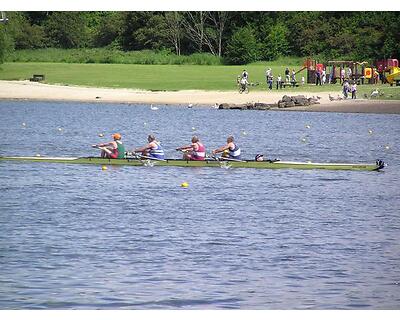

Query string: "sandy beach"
[[1, 80, 399, 114]]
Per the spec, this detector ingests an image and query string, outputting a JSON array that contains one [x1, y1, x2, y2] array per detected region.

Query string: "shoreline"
[[1, 80, 400, 114]]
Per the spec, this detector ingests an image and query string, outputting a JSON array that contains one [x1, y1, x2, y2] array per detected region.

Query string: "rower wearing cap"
[[255, 154, 264, 161], [134, 134, 165, 160], [212, 135, 241, 159], [93, 133, 125, 159], [176, 136, 206, 161]]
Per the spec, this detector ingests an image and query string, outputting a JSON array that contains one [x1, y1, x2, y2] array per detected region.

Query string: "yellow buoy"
[[181, 181, 189, 188], [102, 165, 107, 170]]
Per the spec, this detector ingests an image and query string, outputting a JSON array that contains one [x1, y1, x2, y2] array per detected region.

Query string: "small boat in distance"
[[0, 156, 385, 171]]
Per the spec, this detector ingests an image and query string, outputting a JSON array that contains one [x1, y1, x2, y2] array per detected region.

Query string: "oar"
[[218, 156, 246, 162]]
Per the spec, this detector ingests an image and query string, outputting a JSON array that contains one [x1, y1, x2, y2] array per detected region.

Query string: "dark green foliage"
[[44, 12, 88, 48], [225, 26, 259, 64], [2, 11, 400, 64], [0, 26, 4, 63]]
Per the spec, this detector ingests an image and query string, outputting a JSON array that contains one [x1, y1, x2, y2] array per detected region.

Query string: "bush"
[[6, 48, 224, 65], [224, 26, 259, 65]]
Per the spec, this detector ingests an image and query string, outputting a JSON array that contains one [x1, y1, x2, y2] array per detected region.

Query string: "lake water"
[[0, 100, 399, 309]]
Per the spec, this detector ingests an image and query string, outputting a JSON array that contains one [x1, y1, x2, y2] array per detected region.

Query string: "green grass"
[[7, 48, 223, 65], [0, 62, 399, 99]]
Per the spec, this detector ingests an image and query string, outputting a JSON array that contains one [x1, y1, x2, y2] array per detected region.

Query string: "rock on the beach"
[[218, 102, 272, 110], [277, 95, 320, 108]]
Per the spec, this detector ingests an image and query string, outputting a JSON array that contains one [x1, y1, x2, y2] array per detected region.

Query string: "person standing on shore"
[[265, 68, 271, 84], [285, 67, 290, 83], [343, 80, 350, 99], [268, 74, 274, 90], [276, 75, 282, 89], [321, 69, 326, 85], [351, 82, 357, 99], [93, 133, 125, 159], [315, 70, 321, 86], [340, 68, 345, 84]]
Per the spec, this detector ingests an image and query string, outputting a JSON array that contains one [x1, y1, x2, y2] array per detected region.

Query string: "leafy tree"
[[0, 25, 5, 63], [44, 12, 88, 48], [92, 12, 123, 48], [163, 12, 183, 55], [261, 23, 289, 60], [225, 26, 259, 64]]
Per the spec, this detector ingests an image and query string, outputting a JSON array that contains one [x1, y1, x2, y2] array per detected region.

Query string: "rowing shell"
[[0, 156, 385, 171]]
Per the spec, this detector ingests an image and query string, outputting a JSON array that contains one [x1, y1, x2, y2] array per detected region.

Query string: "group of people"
[[93, 134, 250, 161], [342, 79, 357, 99], [265, 67, 305, 90], [315, 69, 327, 85]]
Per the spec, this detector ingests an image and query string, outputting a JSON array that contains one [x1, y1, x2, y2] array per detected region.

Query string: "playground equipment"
[[326, 61, 369, 84], [375, 59, 400, 86], [386, 67, 400, 86], [302, 59, 325, 84], [299, 58, 399, 86]]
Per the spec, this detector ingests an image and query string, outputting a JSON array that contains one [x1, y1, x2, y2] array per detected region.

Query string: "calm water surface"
[[0, 101, 399, 309]]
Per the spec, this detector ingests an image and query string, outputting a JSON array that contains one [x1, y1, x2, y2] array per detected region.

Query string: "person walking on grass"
[[268, 74, 274, 90], [351, 82, 357, 99], [276, 75, 282, 89], [285, 67, 290, 83], [343, 80, 350, 99]]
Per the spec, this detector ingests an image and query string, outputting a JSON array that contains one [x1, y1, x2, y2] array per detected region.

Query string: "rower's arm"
[[176, 144, 193, 151], [134, 143, 152, 153], [213, 144, 229, 154], [96, 141, 114, 148]]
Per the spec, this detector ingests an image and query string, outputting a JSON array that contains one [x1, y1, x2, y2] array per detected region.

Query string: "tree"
[[205, 11, 230, 57], [164, 12, 183, 55], [0, 26, 5, 63], [44, 12, 88, 48], [224, 26, 259, 65], [261, 23, 289, 60], [182, 12, 207, 53]]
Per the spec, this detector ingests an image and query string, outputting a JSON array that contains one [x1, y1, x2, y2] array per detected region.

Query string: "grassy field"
[[1, 62, 399, 99]]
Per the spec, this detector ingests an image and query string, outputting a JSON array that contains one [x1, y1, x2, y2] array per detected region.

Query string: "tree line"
[[1, 11, 399, 65]]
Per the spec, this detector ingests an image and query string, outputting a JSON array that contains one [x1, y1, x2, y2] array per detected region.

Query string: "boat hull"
[[0, 156, 385, 171]]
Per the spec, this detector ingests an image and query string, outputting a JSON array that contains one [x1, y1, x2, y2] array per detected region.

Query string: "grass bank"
[[0, 62, 399, 99], [6, 48, 223, 65]]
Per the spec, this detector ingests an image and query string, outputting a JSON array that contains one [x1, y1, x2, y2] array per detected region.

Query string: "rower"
[[176, 136, 206, 161], [93, 133, 125, 159], [133, 134, 165, 160], [255, 154, 264, 162], [212, 135, 241, 160]]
